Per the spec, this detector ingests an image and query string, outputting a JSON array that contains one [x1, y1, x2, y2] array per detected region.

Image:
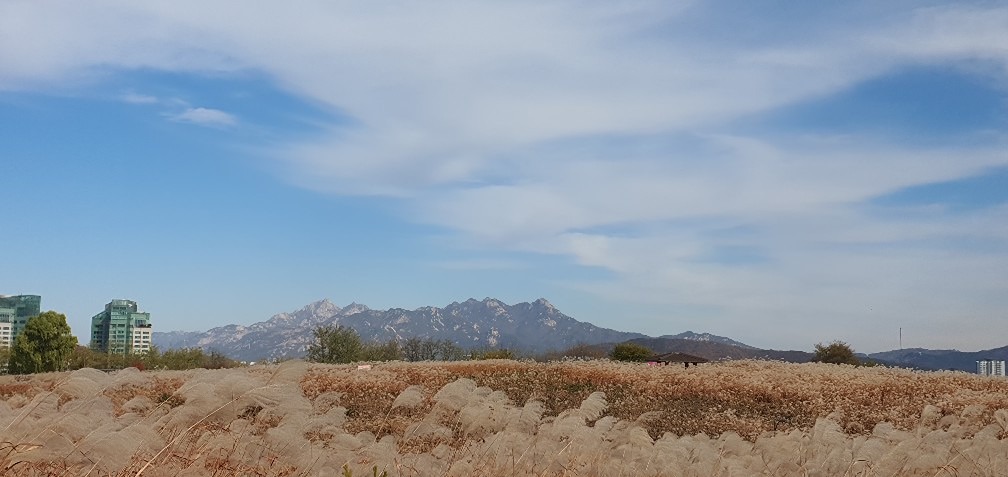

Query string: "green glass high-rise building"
[[0, 294, 42, 348], [90, 299, 153, 355]]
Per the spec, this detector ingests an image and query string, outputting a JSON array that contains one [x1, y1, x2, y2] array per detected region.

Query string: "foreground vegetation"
[[1, 360, 1006, 476]]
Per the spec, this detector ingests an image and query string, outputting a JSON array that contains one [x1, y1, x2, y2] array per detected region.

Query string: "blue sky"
[[2, 1, 1006, 353]]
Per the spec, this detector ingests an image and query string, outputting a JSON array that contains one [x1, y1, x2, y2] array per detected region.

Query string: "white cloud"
[[169, 107, 237, 127], [2, 1, 1007, 350]]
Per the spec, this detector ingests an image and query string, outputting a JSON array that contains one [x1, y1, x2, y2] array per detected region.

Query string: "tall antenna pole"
[[899, 327, 902, 350]]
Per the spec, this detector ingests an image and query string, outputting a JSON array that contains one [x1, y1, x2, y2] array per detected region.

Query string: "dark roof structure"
[[652, 352, 709, 364]]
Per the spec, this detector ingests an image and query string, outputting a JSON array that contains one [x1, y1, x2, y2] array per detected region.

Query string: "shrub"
[[812, 340, 860, 365], [475, 348, 514, 360], [609, 342, 654, 362]]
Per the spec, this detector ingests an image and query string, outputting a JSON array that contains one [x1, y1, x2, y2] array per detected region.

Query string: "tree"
[[401, 337, 426, 362], [137, 345, 163, 370], [401, 337, 465, 361], [812, 340, 860, 365], [306, 325, 363, 364], [609, 342, 654, 362], [68, 345, 111, 370], [359, 338, 402, 362], [9, 311, 78, 374], [562, 342, 608, 360], [433, 339, 465, 361], [475, 348, 514, 360], [0, 346, 10, 372]]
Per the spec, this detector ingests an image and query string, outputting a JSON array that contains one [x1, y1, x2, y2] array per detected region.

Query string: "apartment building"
[[0, 294, 42, 347], [90, 299, 153, 355], [977, 359, 1006, 377]]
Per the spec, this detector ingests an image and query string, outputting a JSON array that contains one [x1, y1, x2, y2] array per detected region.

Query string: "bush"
[[609, 342, 654, 362], [475, 348, 515, 360], [813, 341, 860, 365]]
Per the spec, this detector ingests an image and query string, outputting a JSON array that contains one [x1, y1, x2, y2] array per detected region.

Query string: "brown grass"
[[0, 360, 1005, 476], [302, 359, 1008, 440]]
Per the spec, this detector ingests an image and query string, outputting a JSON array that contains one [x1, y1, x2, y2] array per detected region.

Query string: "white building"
[[977, 360, 1006, 376], [0, 321, 11, 348], [131, 326, 152, 354]]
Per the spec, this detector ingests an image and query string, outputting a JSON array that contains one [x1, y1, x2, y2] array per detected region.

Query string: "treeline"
[[305, 325, 520, 363], [67, 345, 240, 371], [0, 310, 243, 374], [302, 325, 640, 364]]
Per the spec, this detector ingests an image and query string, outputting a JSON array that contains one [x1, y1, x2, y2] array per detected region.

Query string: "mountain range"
[[153, 298, 1005, 372], [867, 347, 1008, 372], [155, 298, 651, 361]]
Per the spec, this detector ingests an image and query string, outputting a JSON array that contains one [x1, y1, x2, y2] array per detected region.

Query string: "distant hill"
[[153, 298, 646, 361], [868, 346, 1008, 372], [623, 337, 812, 362], [657, 331, 756, 350]]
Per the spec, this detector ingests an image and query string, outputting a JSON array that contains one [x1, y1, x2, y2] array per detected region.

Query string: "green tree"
[[68, 345, 107, 370], [137, 345, 163, 370], [9, 311, 78, 374], [204, 350, 239, 369], [812, 340, 860, 365], [359, 338, 402, 362], [0, 346, 10, 373], [306, 325, 363, 363], [161, 348, 208, 370], [609, 342, 654, 362]]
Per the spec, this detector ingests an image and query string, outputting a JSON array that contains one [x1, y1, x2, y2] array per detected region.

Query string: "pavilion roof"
[[652, 352, 709, 363]]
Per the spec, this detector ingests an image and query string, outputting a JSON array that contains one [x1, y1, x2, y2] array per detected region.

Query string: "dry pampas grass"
[[0, 359, 1006, 476]]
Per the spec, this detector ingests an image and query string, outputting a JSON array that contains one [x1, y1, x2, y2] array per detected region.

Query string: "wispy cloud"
[[120, 92, 159, 104], [118, 92, 237, 128], [432, 259, 528, 271], [169, 107, 237, 127], [2, 1, 1007, 350]]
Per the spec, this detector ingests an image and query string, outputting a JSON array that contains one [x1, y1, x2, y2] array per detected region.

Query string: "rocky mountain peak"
[[341, 302, 369, 315], [658, 331, 754, 349], [533, 298, 556, 311], [302, 298, 339, 315]]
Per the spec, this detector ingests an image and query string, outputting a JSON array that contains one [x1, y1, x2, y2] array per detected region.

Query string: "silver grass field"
[[2, 359, 1007, 476]]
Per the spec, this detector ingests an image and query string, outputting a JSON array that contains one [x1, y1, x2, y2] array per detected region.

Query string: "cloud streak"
[[2, 1, 1007, 350], [169, 107, 237, 127], [120, 92, 159, 104]]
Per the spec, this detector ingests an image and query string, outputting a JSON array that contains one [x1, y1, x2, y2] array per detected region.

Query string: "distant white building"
[[0, 321, 11, 348], [977, 360, 1006, 376]]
